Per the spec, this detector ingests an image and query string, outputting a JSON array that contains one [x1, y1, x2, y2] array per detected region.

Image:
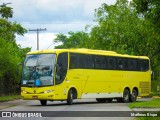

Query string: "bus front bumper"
[[21, 93, 54, 100]]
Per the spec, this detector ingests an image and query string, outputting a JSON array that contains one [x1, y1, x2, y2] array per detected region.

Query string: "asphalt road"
[[0, 98, 152, 120]]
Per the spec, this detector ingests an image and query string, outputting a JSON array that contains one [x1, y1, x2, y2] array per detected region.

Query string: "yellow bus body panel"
[[21, 49, 151, 101]]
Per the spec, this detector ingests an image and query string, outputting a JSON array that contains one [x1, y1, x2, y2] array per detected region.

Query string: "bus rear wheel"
[[122, 89, 130, 103], [130, 89, 138, 102], [67, 89, 73, 105], [40, 100, 47, 106]]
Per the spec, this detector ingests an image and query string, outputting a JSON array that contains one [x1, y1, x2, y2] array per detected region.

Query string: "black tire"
[[67, 89, 73, 105], [130, 89, 138, 102], [96, 98, 106, 103], [106, 98, 113, 103], [122, 89, 130, 103], [117, 98, 123, 103], [40, 100, 47, 106]]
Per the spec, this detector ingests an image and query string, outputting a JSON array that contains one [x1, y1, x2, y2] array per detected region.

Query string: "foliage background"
[[0, 4, 30, 95], [54, 0, 160, 93], [0, 0, 160, 95]]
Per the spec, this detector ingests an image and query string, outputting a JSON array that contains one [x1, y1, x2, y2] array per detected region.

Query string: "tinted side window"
[[128, 59, 137, 71], [102, 57, 107, 69], [107, 57, 116, 70], [141, 59, 149, 71], [94, 56, 102, 69], [84, 55, 94, 69], [56, 52, 68, 85], [70, 53, 76, 69], [76, 54, 84, 68], [123, 59, 129, 70], [69, 53, 150, 72], [116, 58, 124, 70], [137, 59, 141, 71], [70, 53, 85, 69]]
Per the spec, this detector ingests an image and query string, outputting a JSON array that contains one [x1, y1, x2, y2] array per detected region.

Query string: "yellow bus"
[[21, 49, 151, 105]]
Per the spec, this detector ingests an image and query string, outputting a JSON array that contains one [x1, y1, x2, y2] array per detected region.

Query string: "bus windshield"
[[22, 54, 56, 87]]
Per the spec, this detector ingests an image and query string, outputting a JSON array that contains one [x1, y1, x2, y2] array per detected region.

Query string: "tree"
[[91, 0, 160, 71], [0, 3, 13, 18], [133, 0, 160, 30], [132, 0, 160, 80], [0, 4, 27, 42], [54, 31, 89, 48], [53, 0, 160, 81], [0, 4, 30, 95]]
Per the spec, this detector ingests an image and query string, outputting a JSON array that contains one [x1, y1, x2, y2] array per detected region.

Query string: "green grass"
[[136, 116, 160, 120], [129, 99, 160, 120], [129, 99, 160, 109], [0, 95, 21, 102]]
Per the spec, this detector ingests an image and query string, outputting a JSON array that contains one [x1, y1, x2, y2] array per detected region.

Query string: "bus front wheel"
[[40, 100, 47, 106], [67, 89, 73, 105]]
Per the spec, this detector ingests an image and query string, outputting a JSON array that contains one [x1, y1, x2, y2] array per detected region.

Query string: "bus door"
[[54, 52, 68, 100]]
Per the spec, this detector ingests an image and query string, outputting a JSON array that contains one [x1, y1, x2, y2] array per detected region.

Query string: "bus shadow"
[[31, 100, 126, 107]]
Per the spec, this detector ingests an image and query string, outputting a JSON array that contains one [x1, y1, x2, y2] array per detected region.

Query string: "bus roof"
[[27, 48, 149, 59]]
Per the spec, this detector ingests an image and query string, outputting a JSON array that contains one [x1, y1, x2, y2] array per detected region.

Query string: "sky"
[[1, 0, 116, 51]]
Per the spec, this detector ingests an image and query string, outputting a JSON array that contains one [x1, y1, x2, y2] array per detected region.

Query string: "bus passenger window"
[[124, 59, 129, 70], [70, 53, 85, 69], [84, 55, 94, 69], [94, 56, 102, 69], [128, 60, 134, 70], [102, 57, 107, 69], [117, 59, 123, 70], [128, 59, 137, 71], [141, 60, 149, 71], [76, 54, 84, 69], [70, 54, 76, 69], [108, 58, 116, 70]]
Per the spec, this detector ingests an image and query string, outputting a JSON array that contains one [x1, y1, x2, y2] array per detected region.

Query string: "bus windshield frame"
[[21, 54, 56, 87]]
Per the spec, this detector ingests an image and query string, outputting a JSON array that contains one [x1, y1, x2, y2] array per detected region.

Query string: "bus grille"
[[140, 82, 150, 94]]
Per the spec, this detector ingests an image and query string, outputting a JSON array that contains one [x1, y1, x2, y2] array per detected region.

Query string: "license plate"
[[32, 96, 38, 99]]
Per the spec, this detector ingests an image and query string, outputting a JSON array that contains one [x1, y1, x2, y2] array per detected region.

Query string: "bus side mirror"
[[151, 70, 154, 80]]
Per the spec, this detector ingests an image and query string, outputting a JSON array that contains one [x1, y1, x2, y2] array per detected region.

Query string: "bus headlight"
[[21, 90, 27, 94], [44, 90, 53, 93]]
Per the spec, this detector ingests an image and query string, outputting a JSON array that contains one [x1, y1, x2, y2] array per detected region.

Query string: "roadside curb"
[[0, 99, 27, 110], [152, 96, 160, 99], [137, 96, 160, 99]]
